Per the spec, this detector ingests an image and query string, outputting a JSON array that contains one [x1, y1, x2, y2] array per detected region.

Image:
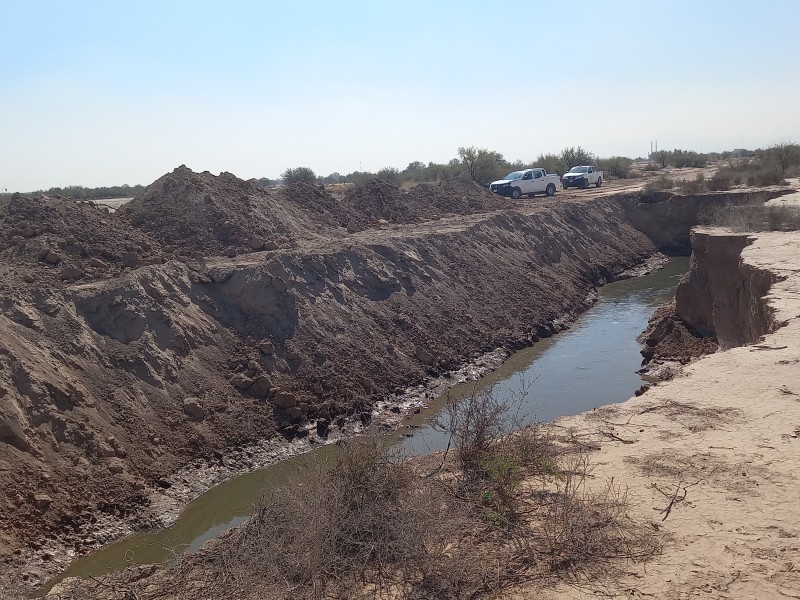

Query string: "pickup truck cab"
[[489, 168, 560, 199], [561, 165, 603, 189]]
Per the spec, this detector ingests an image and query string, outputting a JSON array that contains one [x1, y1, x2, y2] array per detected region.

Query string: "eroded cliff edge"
[[675, 228, 781, 349], [532, 226, 800, 599]]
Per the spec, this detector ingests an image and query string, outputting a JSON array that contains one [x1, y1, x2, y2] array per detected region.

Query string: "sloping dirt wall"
[[676, 228, 780, 349], [0, 196, 657, 592]]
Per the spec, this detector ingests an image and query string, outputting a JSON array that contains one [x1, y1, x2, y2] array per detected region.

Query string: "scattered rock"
[[316, 418, 331, 438], [230, 373, 253, 390], [59, 266, 84, 281], [273, 390, 297, 409], [182, 397, 206, 421], [33, 495, 52, 511], [250, 376, 272, 398], [87, 258, 109, 269], [263, 240, 280, 251], [248, 237, 265, 250], [416, 347, 435, 366], [258, 340, 275, 355], [42, 250, 62, 265], [121, 252, 139, 268]]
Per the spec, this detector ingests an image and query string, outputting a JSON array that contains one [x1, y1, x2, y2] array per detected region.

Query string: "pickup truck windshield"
[[568, 167, 590, 174], [503, 171, 524, 181]]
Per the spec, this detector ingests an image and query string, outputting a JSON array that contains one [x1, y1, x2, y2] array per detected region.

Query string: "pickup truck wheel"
[[546, 183, 556, 197], [510, 187, 522, 200], [595, 177, 602, 188]]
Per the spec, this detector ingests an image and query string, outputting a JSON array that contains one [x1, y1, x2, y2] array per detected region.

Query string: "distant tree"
[[670, 149, 708, 168], [597, 156, 634, 178], [458, 146, 505, 184], [763, 142, 800, 175], [560, 146, 595, 169], [255, 177, 274, 188], [457, 146, 479, 181], [322, 172, 342, 184], [535, 152, 567, 175], [376, 167, 400, 184], [281, 167, 317, 185], [651, 150, 669, 169]]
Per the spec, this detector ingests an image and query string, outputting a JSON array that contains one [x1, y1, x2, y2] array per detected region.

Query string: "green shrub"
[[597, 156, 633, 179], [703, 204, 800, 232], [678, 174, 706, 194], [643, 175, 674, 191], [706, 172, 732, 191]]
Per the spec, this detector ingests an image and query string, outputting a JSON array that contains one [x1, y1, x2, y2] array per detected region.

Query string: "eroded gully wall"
[[675, 228, 779, 349]]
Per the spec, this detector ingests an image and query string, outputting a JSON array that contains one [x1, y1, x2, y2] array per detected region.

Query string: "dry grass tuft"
[[51, 386, 662, 600], [701, 203, 800, 232]]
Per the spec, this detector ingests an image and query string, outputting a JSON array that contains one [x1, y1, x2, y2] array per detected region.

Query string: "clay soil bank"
[[0, 168, 790, 595]]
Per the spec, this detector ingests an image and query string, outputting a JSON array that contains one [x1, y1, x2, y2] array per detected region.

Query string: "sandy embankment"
[[514, 228, 800, 599]]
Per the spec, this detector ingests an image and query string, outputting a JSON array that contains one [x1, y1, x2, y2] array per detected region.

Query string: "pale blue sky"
[[2, 0, 798, 191]]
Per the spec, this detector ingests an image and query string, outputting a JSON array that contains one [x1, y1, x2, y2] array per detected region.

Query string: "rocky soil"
[[0, 167, 791, 596]]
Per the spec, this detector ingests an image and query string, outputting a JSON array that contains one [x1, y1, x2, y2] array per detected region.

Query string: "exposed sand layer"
[[512, 229, 800, 599]]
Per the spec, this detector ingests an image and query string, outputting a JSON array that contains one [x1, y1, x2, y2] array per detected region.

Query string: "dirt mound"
[[118, 167, 365, 256], [276, 182, 359, 230], [342, 179, 419, 223], [639, 300, 718, 369], [118, 166, 279, 256], [119, 169, 511, 256], [409, 177, 513, 215], [0, 194, 163, 292], [341, 177, 512, 225]]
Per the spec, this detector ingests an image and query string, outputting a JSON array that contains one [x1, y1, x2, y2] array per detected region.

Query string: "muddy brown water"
[[41, 257, 689, 594]]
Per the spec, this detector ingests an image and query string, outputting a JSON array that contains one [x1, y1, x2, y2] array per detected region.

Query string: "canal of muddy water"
[[42, 257, 689, 593]]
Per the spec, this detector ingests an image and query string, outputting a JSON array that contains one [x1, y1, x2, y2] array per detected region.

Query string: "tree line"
[[277, 142, 800, 188], [0, 183, 146, 203], [3, 143, 797, 200]]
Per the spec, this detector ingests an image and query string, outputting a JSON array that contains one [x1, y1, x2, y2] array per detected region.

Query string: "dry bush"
[[204, 438, 482, 600], [534, 454, 659, 572], [433, 385, 660, 590], [702, 203, 800, 232], [56, 387, 661, 600], [643, 175, 674, 192], [678, 173, 706, 194]]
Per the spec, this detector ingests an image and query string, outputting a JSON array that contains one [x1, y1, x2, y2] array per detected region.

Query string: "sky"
[[1, 0, 798, 192]]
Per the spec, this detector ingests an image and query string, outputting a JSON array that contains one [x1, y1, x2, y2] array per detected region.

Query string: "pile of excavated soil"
[[0, 194, 163, 293], [638, 300, 718, 371], [119, 167, 381, 256], [119, 169, 512, 257], [341, 177, 511, 224], [117, 166, 290, 256]]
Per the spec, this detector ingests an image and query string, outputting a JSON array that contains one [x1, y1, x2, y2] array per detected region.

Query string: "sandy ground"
[[507, 229, 800, 599]]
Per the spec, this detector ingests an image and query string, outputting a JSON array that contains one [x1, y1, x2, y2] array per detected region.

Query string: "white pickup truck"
[[489, 168, 560, 199], [561, 165, 603, 189]]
